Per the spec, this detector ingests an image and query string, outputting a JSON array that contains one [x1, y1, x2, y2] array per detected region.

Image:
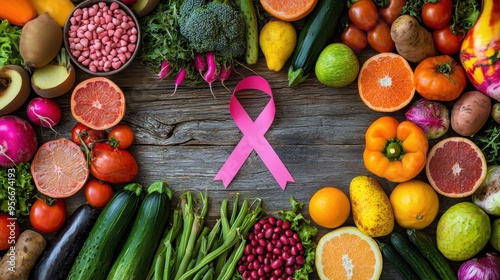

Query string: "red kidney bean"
[[295, 255, 305, 265], [270, 258, 283, 270]]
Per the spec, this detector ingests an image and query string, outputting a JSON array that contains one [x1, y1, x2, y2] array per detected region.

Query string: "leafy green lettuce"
[[0, 20, 23, 67], [0, 163, 36, 222]]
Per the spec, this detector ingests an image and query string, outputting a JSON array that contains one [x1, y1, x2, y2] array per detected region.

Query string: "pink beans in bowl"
[[63, 0, 141, 76]]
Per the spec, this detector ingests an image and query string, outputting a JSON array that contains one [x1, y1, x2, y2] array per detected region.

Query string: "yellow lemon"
[[259, 20, 297, 72]]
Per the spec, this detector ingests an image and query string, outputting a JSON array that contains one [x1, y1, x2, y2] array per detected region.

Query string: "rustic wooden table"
[[16, 48, 476, 279]]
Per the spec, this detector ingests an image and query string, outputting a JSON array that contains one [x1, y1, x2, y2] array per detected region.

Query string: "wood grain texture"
[[14, 49, 471, 279]]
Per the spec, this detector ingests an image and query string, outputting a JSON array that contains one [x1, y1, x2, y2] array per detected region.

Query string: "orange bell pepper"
[[363, 116, 429, 183]]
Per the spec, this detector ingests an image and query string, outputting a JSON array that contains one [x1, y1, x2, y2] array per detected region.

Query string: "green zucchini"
[[407, 229, 458, 280], [390, 232, 440, 280], [378, 241, 419, 280], [288, 0, 347, 87], [67, 183, 144, 280], [106, 180, 173, 280]]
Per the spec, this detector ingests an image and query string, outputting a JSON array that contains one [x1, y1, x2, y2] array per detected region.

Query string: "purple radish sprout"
[[203, 51, 219, 98], [194, 52, 207, 76], [172, 68, 187, 96], [158, 60, 170, 79]]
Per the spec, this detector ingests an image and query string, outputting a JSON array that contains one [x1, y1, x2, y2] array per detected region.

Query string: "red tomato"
[[422, 0, 453, 30], [0, 213, 20, 251], [433, 25, 464, 55], [348, 0, 379, 31], [72, 122, 105, 147], [108, 124, 135, 149], [367, 20, 395, 53], [90, 142, 139, 184], [340, 22, 368, 52], [30, 197, 66, 234], [84, 179, 114, 208], [379, 0, 406, 25]]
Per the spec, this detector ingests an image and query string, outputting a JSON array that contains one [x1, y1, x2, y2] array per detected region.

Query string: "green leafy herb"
[[0, 20, 23, 67], [401, 0, 424, 21], [138, 0, 201, 83], [0, 163, 36, 222], [279, 196, 319, 279], [471, 119, 500, 166], [450, 0, 481, 35]]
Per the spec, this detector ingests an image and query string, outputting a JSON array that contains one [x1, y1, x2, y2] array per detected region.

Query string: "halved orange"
[[31, 138, 89, 198], [71, 77, 126, 130], [316, 226, 383, 280], [425, 137, 487, 198], [260, 0, 318, 22], [358, 52, 415, 112]]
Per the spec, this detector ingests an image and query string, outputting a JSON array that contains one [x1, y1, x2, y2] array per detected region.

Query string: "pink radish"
[[26, 97, 61, 128], [194, 53, 207, 76], [0, 115, 38, 167], [203, 51, 219, 97], [218, 63, 232, 92], [172, 68, 186, 96], [158, 60, 170, 79]]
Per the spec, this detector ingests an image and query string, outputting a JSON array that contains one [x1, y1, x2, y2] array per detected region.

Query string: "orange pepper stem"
[[383, 139, 405, 161]]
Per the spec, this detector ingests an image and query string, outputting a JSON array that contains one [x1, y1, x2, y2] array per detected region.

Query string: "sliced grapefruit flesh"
[[260, 0, 318, 22], [31, 138, 89, 198], [425, 137, 487, 198], [71, 77, 126, 130]]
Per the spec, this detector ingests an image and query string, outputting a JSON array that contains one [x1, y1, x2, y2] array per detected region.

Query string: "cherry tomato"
[[348, 0, 379, 31], [0, 213, 20, 251], [422, 0, 453, 30], [108, 124, 135, 149], [433, 25, 464, 55], [379, 0, 406, 25], [84, 179, 114, 208], [367, 20, 395, 53], [340, 22, 368, 52], [413, 55, 467, 101], [72, 122, 105, 147], [30, 197, 66, 234], [90, 142, 139, 184]]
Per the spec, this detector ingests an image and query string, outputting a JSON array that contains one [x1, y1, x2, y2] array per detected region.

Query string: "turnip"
[[472, 165, 500, 216], [26, 97, 61, 128], [0, 115, 38, 167]]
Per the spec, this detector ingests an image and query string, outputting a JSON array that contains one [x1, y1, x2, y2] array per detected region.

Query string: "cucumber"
[[407, 229, 458, 280], [67, 183, 144, 280], [288, 0, 347, 87], [390, 232, 440, 280], [106, 180, 173, 279], [236, 0, 258, 65], [30, 204, 100, 280], [378, 241, 420, 280]]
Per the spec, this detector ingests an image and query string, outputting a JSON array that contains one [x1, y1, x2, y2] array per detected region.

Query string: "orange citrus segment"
[[425, 137, 487, 198], [316, 226, 383, 280], [260, 0, 318, 22], [71, 77, 126, 130], [358, 52, 415, 112], [31, 138, 89, 198]]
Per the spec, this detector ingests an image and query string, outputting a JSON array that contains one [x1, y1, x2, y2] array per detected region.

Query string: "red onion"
[[458, 253, 500, 280], [405, 98, 450, 139]]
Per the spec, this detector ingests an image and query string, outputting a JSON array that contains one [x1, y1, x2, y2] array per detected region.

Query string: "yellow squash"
[[349, 175, 394, 237]]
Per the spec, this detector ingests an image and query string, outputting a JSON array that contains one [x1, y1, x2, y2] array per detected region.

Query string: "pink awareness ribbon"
[[214, 76, 294, 190]]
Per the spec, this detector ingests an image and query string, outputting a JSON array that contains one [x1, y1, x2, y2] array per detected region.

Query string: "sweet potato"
[[0, 230, 46, 280], [451, 90, 492, 136], [390, 15, 436, 63]]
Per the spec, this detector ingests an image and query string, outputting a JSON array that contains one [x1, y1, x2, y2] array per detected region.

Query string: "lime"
[[315, 43, 359, 88], [490, 218, 500, 252], [436, 202, 491, 261]]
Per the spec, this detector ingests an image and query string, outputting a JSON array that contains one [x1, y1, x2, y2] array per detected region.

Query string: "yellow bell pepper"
[[363, 116, 428, 183], [31, 0, 75, 27]]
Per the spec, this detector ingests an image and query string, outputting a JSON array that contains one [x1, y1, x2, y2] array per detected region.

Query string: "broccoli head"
[[179, 0, 246, 60]]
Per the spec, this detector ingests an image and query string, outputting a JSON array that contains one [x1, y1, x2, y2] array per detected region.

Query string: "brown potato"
[[451, 91, 492, 136], [0, 230, 46, 280]]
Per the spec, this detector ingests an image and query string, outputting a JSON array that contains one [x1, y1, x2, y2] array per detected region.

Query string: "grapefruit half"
[[71, 77, 126, 130], [31, 138, 89, 198], [425, 137, 487, 198]]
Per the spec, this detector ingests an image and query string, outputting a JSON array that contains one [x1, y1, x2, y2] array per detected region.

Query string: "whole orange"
[[309, 187, 350, 229], [389, 180, 439, 229]]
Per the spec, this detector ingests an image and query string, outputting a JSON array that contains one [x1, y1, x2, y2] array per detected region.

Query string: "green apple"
[[490, 218, 500, 252]]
